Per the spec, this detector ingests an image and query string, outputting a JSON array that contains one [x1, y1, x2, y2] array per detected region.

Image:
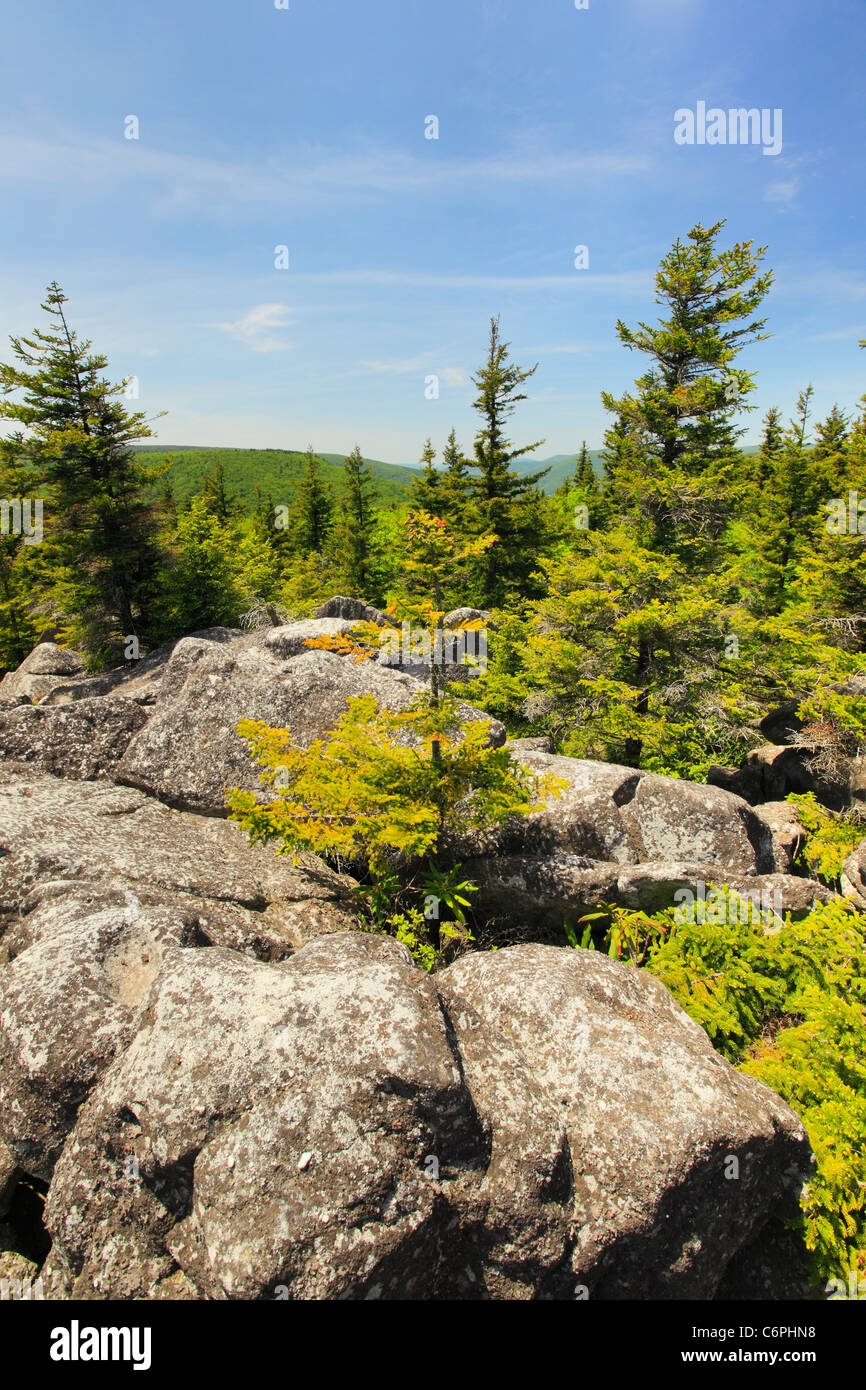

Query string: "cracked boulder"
[[462, 856, 834, 939], [0, 774, 363, 1180], [449, 748, 775, 883], [40, 934, 811, 1301], [0, 774, 359, 924]]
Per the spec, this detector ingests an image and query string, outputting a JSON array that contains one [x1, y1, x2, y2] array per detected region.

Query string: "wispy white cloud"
[[359, 358, 466, 387], [764, 176, 799, 209], [809, 325, 866, 343], [214, 303, 294, 352], [0, 132, 654, 219], [296, 269, 650, 293]]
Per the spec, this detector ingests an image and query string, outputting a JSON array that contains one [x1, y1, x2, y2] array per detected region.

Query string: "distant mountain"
[[132, 446, 418, 509], [134, 442, 761, 508], [510, 452, 604, 492]]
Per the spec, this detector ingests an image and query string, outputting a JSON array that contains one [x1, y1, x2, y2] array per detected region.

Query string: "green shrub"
[[567, 893, 866, 1288], [228, 690, 563, 969], [786, 792, 862, 886]]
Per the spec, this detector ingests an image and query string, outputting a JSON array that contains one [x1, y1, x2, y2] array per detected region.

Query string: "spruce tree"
[[601, 221, 773, 549], [756, 407, 785, 482], [438, 428, 472, 528], [337, 445, 380, 600], [200, 459, 239, 523], [409, 438, 443, 514], [469, 315, 549, 605], [747, 388, 838, 616], [0, 437, 44, 670], [571, 441, 594, 490], [813, 405, 849, 473], [0, 282, 165, 662], [293, 447, 335, 553]]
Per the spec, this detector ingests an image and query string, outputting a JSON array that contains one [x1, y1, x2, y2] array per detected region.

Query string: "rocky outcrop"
[[20, 628, 244, 709], [0, 774, 359, 925], [0, 621, 844, 1300], [0, 698, 148, 780], [37, 934, 810, 1301], [313, 595, 395, 627], [708, 745, 816, 806], [0, 1138, 16, 1220], [115, 637, 503, 817], [462, 857, 834, 937], [442, 607, 492, 628], [751, 800, 807, 875], [0, 642, 85, 705], [450, 748, 774, 870], [0, 772, 364, 1180]]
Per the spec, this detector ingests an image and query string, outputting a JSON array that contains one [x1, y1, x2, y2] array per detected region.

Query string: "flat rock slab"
[[0, 774, 357, 919]]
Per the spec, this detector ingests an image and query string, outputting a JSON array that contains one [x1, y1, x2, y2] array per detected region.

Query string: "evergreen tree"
[[0, 282, 165, 663], [813, 404, 849, 474], [601, 221, 773, 549], [469, 315, 550, 605], [750, 389, 829, 614], [756, 407, 785, 481], [336, 444, 380, 600], [293, 447, 335, 553], [438, 428, 473, 529], [156, 496, 242, 635], [0, 437, 44, 671], [798, 396, 866, 645], [572, 441, 594, 490], [200, 459, 239, 523], [409, 438, 443, 514]]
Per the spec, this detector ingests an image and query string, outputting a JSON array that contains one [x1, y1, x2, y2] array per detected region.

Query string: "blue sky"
[[1, 0, 864, 464]]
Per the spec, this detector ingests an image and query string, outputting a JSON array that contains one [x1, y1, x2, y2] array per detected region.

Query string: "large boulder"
[[709, 742, 856, 812], [0, 698, 147, 780], [0, 888, 200, 1179], [450, 749, 774, 874], [39, 934, 811, 1300], [261, 618, 360, 659], [437, 944, 811, 1299], [313, 596, 395, 627], [751, 800, 807, 874], [0, 774, 359, 925], [39, 628, 245, 708], [462, 856, 835, 939], [116, 643, 504, 816], [0, 773, 363, 1180], [0, 643, 85, 704]]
